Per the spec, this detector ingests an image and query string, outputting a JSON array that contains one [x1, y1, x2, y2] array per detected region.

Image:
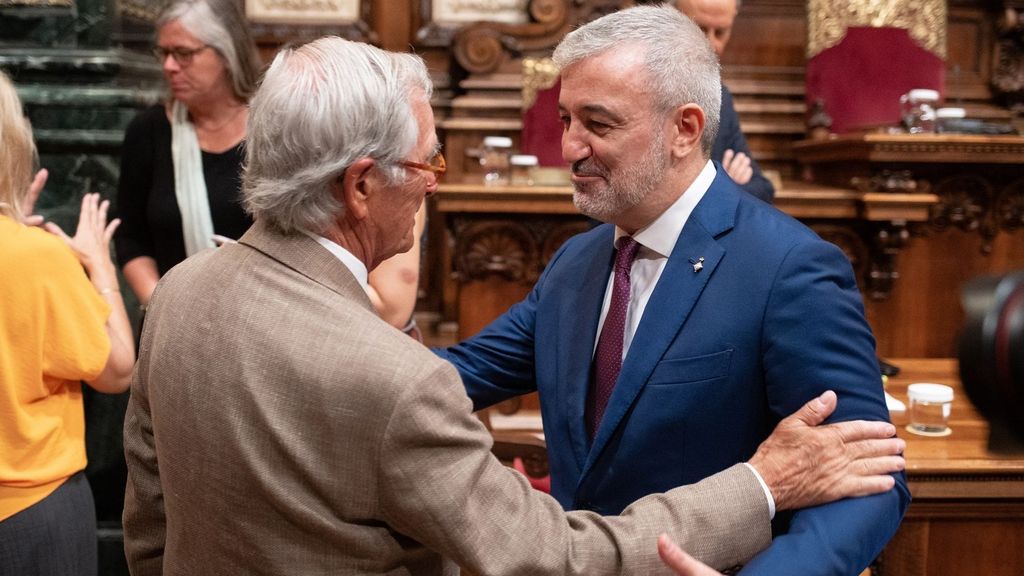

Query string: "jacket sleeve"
[[740, 237, 910, 575], [714, 87, 775, 203], [377, 361, 773, 575], [433, 239, 576, 410], [122, 318, 166, 576]]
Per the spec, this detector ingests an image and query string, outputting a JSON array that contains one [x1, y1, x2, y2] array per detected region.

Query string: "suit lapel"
[[558, 227, 616, 469], [581, 173, 739, 478]]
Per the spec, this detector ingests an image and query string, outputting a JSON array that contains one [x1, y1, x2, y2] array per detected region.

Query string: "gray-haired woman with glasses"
[[114, 0, 261, 310]]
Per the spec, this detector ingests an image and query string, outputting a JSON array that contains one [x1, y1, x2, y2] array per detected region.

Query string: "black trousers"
[[0, 472, 97, 576]]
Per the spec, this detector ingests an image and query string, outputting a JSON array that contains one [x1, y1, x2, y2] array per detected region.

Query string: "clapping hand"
[[19, 169, 48, 226], [44, 192, 120, 280]]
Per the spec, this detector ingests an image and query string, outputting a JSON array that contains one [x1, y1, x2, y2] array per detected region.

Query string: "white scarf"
[[170, 100, 215, 257]]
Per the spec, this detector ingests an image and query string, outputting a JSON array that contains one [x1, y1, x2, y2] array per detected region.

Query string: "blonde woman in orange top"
[[0, 70, 134, 576]]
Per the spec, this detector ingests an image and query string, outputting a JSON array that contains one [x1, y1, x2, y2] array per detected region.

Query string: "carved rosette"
[[453, 27, 508, 75], [807, 0, 946, 59], [454, 221, 539, 283]]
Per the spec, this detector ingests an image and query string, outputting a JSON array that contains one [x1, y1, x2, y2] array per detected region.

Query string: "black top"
[[114, 104, 252, 275]]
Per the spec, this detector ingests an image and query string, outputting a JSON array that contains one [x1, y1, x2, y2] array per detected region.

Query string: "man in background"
[[676, 0, 775, 201]]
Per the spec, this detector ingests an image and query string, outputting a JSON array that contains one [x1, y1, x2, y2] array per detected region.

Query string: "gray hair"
[[158, 0, 262, 100], [553, 5, 721, 156], [242, 37, 433, 234]]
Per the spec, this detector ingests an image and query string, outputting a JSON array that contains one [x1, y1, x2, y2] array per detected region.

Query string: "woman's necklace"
[[193, 105, 246, 133]]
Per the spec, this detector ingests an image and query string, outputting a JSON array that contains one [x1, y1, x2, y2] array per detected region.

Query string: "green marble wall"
[[2, 2, 163, 574]]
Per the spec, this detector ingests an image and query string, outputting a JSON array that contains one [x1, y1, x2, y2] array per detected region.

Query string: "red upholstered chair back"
[[806, 26, 945, 134], [521, 58, 567, 168]]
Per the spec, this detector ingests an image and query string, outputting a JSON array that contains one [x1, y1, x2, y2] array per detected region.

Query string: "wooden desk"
[[794, 133, 1024, 358], [879, 358, 1024, 576]]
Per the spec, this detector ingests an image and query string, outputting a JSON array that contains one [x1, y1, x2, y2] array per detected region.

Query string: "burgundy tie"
[[587, 236, 640, 440]]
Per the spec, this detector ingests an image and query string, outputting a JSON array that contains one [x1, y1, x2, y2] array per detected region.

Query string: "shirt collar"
[[301, 230, 370, 295], [614, 159, 717, 257]]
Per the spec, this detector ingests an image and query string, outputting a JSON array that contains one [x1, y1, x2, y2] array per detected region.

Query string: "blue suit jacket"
[[438, 170, 909, 574]]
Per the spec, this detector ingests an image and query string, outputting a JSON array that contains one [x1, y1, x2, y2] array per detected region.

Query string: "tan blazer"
[[123, 220, 771, 575]]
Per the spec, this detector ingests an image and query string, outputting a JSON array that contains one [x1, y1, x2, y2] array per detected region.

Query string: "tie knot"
[[615, 237, 640, 272]]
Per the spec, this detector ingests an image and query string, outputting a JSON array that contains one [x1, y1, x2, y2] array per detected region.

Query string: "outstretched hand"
[[748, 390, 905, 511], [44, 192, 120, 279], [20, 168, 48, 226]]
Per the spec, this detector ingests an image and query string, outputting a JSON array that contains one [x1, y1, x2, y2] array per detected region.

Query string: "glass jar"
[[481, 136, 512, 185], [900, 89, 939, 134], [907, 383, 953, 435], [509, 154, 539, 186]]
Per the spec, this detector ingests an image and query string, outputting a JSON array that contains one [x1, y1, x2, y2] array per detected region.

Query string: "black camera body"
[[959, 271, 1024, 449]]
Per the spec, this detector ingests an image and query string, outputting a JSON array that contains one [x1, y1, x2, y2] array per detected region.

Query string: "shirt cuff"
[[743, 462, 776, 520]]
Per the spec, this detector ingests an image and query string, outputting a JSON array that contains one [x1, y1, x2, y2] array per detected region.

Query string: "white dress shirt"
[[303, 231, 370, 297]]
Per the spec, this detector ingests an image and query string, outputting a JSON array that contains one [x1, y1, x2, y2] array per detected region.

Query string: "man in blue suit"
[[437, 6, 909, 574]]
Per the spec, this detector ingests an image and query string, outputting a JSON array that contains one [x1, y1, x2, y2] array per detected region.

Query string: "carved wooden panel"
[[444, 0, 625, 74], [247, 0, 376, 55]]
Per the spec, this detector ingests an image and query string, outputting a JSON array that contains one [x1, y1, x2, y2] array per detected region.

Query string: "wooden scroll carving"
[[446, 0, 625, 75]]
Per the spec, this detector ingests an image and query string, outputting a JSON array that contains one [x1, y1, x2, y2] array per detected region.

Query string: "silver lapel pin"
[[690, 256, 704, 273]]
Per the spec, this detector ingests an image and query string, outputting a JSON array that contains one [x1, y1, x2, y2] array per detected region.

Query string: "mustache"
[[571, 159, 608, 178]]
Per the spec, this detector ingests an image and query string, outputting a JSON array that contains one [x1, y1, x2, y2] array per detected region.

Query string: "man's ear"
[[335, 157, 377, 221], [670, 103, 705, 160]]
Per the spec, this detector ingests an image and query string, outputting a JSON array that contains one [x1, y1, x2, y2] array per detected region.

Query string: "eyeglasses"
[[400, 151, 446, 178], [152, 45, 210, 66]]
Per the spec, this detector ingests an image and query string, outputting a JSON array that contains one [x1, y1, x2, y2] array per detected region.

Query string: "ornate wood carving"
[[448, 0, 624, 74], [454, 220, 539, 282], [868, 223, 911, 300], [806, 0, 947, 59], [930, 174, 997, 252], [851, 170, 926, 194], [993, 5, 1024, 111]]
